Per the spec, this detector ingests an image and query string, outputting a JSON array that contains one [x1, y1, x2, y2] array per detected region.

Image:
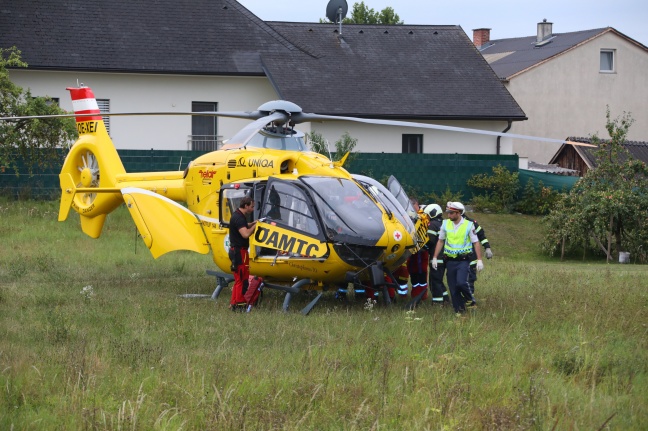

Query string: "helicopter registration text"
[[76, 121, 99, 134], [254, 224, 326, 258]]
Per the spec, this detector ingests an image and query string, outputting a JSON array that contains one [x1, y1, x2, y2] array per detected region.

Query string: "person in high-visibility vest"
[[431, 202, 484, 315]]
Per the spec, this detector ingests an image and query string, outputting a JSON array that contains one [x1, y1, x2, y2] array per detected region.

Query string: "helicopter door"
[[252, 182, 266, 221], [218, 184, 253, 228], [254, 178, 327, 258], [386, 175, 427, 251], [386, 175, 418, 217]]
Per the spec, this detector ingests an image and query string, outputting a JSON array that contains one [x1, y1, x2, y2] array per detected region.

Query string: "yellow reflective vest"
[[443, 218, 474, 258]]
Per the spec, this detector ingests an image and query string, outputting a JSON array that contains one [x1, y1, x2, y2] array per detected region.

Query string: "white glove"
[[432, 258, 438, 270], [485, 248, 493, 259], [476, 260, 484, 272]]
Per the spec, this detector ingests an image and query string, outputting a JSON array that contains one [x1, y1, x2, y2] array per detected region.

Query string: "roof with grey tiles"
[[0, 0, 296, 74], [263, 22, 525, 118], [1, 0, 525, 120], [481, 27, 640, 80]]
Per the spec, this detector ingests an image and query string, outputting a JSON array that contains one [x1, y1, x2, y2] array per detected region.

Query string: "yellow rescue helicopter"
[[1, 85, 594, 314]]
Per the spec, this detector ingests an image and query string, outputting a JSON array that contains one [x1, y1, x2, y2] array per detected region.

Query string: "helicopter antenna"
[[326, 0, 348, 34]]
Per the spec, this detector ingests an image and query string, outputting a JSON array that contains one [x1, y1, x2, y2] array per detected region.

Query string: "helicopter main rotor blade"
[[1, 100, 595, 149], [0, 110, 268, 121], [294, 113, 596, 148]]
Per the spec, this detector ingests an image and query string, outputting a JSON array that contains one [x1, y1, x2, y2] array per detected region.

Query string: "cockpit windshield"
[[301, 176, 385, 245], [352, 174, 415, 235], [246, 130, 308, 151]]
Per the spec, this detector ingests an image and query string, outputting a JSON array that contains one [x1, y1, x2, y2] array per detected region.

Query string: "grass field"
[[1, 199, 647, 430]]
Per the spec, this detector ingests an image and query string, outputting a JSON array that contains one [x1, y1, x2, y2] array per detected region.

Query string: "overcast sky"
[[236, 0, 648, 47]]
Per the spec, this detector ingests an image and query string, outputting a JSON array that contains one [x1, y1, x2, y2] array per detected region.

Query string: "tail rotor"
[[58, 86, 126, 238]]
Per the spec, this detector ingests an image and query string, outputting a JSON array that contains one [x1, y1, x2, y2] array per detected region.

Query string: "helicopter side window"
[[265, 137, 283, 150], [260, 181, 320, 237], [285, 137, 305, 151], [353, 174, 415, 235], [245, 131, 307, 151], [220, 187, 252, 226]]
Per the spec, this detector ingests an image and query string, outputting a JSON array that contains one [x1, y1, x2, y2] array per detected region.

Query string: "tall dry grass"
[[1, 200, 646, 430]]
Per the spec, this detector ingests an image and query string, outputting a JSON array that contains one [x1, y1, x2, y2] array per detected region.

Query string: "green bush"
[[516, 179, 564, 215], [425, 186, 464, 208], [467, 165, 520, 213]]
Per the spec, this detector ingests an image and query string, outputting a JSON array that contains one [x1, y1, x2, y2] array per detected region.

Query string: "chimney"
[[537, 19, 553, 42], [473, 28, 491, 48]]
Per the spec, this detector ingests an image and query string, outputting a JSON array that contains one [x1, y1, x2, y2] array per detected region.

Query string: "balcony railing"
[[187, 135, 223, 152]]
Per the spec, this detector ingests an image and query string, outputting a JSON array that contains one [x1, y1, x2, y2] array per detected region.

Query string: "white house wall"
[[8, 71, 278, 150], [505, 32, 648, 163], [311, 120, 514, 155], [10, 70, 515, 155]]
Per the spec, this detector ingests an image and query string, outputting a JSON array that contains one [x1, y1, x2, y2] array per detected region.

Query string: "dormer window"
[[600, 49, 615, 73]]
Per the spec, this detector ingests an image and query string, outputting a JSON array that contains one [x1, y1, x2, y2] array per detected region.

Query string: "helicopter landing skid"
[[264, 279, 315, 314], [205, 269, 234, 300], [206, 271, 317, 314]]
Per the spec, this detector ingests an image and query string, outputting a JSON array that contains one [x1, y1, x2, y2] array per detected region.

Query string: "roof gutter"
[[497, 120, 512, 155]]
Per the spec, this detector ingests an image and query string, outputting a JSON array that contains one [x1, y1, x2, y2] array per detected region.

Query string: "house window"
[[192, 102, 218, 151], [600, 49, 615, 73], [96, 99, 110, 135], [402, 134, 423, 153]]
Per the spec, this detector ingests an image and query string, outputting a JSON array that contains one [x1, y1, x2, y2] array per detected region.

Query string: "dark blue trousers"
[[446, 260, 473, 312]]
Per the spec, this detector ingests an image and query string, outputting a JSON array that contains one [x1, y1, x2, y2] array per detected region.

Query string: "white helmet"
[[423, 203, 442, 219], [446, 201, 465, 215]]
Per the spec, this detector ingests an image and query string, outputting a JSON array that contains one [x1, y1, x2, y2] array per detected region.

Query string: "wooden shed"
[[549, 137, 648, 176]]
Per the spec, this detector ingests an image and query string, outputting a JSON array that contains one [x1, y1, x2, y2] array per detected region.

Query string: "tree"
[[375, 7, 401, 25], [334, 131, 358, 162], [306, 130, 328, 156], [322, 2, 403, 25], [306, 130, 358, 163], [542, 110, 648, 263], [0, 46, 77, 175]]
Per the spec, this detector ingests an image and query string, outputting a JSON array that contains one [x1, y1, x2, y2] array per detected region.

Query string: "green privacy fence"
[[2, 150, 569, 200], [0, 149, 203, 199], [518, 169, 579, 192], [346, 153, 520, 200]]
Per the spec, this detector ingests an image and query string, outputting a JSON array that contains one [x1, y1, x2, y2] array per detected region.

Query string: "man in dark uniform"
[[229, 196, 257, 311], [462, 208, 493, 307], [423, 204, 450, 305]]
